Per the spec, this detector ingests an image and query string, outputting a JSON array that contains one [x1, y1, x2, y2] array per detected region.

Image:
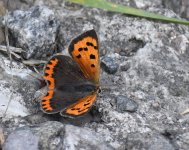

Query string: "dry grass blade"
[[0, 45, 24, 59], [22, 59, 47, 66], [181, 108, 189, 115], [68, 0, 189, 26], [0, 45, 25, 53], [2, 0, 14, 118], [0, 126, 5, 150]]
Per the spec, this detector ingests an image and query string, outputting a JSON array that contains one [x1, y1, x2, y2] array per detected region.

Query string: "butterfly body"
[[41, 30, 100, 118]]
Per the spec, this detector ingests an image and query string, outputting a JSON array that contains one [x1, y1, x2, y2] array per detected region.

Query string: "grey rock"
[[3, 128, 39, 150], [3, 121, 64, 150], [174, 132, 189, 150], [2, 5, 59, 59], [24, 113, 56, 125], [4, 0, 34, 11], [116, 95, 138, 113], [118, 38, 145, 56], [120, 62, 130, 71], [32, 121, 64, 150], [3, 121, 115, 150], [0, 54, 40, 118], [163, 0, 189, 19], [101, 56, 119, 74], [126, 132, 175, 150], [63, 125, 115, 150]]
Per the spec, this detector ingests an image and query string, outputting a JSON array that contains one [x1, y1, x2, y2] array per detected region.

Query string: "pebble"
[[120, 63, 130, 71], [116, 95, 138, 113], [101, 56, 119, 74], [2, 5, 59, 59], [3, 129, 38, 150]]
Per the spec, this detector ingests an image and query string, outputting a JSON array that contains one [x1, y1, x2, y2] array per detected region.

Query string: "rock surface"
[[3, 121, 114, 150], [0, 0, 189, 150], [101, 56, 119, 74], [3, 129, 39, 150], [163, 0, 189, 19], [2, 5, 59, 59], [0, 54, 40, 118], [116, 95, 138, 113]]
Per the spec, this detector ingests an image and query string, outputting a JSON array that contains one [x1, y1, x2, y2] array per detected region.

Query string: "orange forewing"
[[61, 92, 97, 117], [69, 30, 100, 84]]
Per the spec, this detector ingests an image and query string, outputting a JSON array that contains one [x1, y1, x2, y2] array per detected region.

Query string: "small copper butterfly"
[[41, 30, 100, 117]]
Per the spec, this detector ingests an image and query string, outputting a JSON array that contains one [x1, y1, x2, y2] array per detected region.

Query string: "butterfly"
[[41, 29, 100, 118]]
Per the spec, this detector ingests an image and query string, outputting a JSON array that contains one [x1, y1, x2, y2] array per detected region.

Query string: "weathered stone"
[[116, 95, 138, 113], [3, 129, 38, 150], [0, 54, 40, 118], [2, 5, 59, 59], [63, 125, 115, 150], [125, 132, 175, 150], [101, 56, 119, 74]]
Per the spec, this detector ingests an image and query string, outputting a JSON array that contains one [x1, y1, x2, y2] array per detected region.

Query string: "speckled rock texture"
[[1, 0, 189, 150], [1, 5, 60, 59]]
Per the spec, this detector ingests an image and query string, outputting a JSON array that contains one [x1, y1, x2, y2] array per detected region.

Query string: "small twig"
[[22, 59, 47, 66], [0, 45, 25, 59], [33, 66, 40, 74], [181, 108, 189, 115], [0, 45, 25, 53], [3, 1, 14, 118], [10, 52, 22, 59]]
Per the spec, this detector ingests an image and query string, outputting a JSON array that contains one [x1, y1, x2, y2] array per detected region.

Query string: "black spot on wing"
[[68, 29, 98, 55], [46, 66, 50, 70], [91, 64, 95, 68], [78, 107, 90, 112], [90, 54, 96, 59], [86, 42, 94, 47], [76, 54, 81, 58], [84, 103, 90, 106]]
